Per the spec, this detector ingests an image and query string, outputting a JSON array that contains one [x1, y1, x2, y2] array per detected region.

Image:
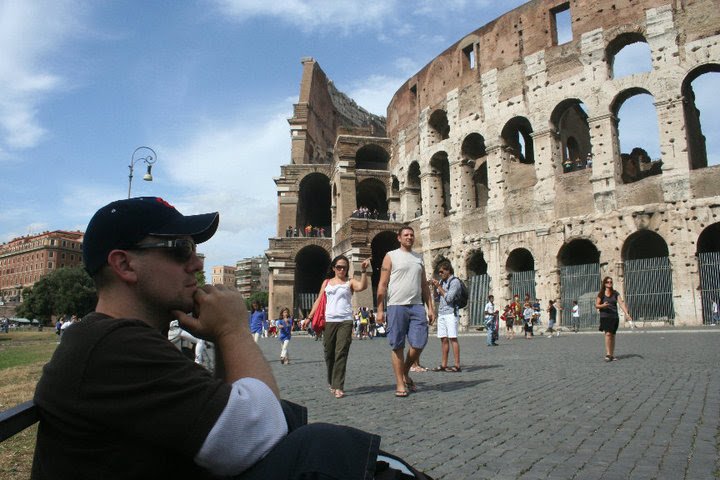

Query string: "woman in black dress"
[[595, 276, 633, 362]]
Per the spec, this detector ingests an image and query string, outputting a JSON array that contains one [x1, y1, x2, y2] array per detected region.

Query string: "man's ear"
[[107, 250, 139, 284]]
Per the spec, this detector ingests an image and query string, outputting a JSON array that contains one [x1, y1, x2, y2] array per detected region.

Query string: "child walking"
[[523, 302, 535, 338], [276, 307, 293, 364]]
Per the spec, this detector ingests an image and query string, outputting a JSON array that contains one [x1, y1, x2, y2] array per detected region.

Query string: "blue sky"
[[0, 0, 716, 275]]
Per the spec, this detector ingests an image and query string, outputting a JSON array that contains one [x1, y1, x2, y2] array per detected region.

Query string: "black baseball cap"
[[82, 197, 219, 275]]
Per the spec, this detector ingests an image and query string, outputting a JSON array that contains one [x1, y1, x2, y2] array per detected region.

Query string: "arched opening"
[[356, 178, 388, 219], [682, 65, 720, 170], [622, 231, 674, 322], [370, 231, 400, 306], [551, 99, 592, 173], [430, 152, 451, 216], [558, 239, 601, 328], [473, 162, 489, 209], [502, 116, 537, 192], [355, 144, 390, 170], [297, 173, 331, 231], [391, 176, 400, 194], [428, 109, 450, 143], [461, 133, 486, 164], [406, 161, 422, 219], [501, 117, 535, 164], [612, 90, 662, 184], [506, 248, 536, 302], [462, 133, 489, 209], [606, 33, 652, 79], [294, 245, 331, 314], [466, 250, 490, 326], [697, 223, 720, 323]]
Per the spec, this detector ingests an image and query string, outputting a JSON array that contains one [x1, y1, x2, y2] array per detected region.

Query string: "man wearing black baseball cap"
[[30, 197, 392, 479]]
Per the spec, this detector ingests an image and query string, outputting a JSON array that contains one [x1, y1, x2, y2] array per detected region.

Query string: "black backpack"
[[451, 277, 469, 309]]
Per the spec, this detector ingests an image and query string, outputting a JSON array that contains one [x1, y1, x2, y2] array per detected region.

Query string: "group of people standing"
[[303, 226, 465, 399], [295, 224, 636, 401]]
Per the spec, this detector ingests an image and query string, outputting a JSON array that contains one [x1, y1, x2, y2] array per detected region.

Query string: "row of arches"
[[292, 222, 720, 325], [404, 64, 718, 218]]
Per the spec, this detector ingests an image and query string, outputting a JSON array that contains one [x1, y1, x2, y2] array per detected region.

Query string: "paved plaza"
[[257, 327, 720, 480]]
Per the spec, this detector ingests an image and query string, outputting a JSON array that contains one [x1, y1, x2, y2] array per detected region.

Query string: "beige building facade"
[[0, 230, 85, 313], [267, 0, 720, 328], [211, 265, 237, 288]]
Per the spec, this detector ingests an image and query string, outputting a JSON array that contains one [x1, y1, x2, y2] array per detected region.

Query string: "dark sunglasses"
[[130, 239, 197, 262], [334, 264, 348, 270]]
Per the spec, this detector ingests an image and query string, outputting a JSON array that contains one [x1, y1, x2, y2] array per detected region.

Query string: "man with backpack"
[[429, 260, 465, 372]]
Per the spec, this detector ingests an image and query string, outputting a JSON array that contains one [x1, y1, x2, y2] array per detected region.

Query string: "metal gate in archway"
[[296, 293, 316, 318], [623, 257, 675, 324], [467, 274, 491, 326], [560, 263, 600, 329], [509, 270, 536, 303], [697, 252, 720, 324]]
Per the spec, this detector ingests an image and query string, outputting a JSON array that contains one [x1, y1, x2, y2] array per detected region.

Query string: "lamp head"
[[143, 164, 153, 181]]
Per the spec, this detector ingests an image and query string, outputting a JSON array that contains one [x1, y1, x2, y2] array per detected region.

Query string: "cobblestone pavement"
[[257, 328, 720, 480]]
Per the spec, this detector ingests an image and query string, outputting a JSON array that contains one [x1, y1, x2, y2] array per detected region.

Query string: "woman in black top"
[[595, 276, 633, 362]]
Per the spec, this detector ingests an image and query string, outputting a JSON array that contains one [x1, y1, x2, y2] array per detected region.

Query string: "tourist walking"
[[276, 307, 293, 364], [430, 260, 462, 372], [304, 255, 371, 399], [376, 226, 435, 398], [571, 300, 580, 332], [546, 300, 560, 337], [595, 276, 633, 362], [523, 302, 535, 338], [249, 301, 266, 342], [503, 304, 515, 339], [484, 295, 497, 346]]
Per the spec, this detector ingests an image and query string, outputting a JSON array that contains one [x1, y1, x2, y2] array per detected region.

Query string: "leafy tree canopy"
[[16, 267, 97, 323], [245, 291, 269, 311]]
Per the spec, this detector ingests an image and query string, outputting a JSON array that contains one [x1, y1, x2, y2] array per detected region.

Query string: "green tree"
[[245, 291, 269, 310], [195, 270, 206, 287], [16, 267, 97, 324]]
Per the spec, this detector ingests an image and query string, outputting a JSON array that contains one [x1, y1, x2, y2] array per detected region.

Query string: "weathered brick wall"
[[383, 0, 720, 326]]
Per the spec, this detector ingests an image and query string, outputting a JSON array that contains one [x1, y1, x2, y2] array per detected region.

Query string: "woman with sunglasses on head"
[[596, 276, 632, 362], [304, 255, 371, 399]]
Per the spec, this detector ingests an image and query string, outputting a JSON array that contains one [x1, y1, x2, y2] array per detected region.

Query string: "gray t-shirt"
[[387, 249, 424, 306]]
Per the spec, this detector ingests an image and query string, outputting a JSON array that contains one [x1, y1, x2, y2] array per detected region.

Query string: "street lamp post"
[[128, 146, 158, 198]]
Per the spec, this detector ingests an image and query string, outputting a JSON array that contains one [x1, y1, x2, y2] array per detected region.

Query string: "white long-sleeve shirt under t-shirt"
[[195, 378, 287, 476]]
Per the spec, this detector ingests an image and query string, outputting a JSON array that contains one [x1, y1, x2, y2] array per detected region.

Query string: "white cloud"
[[159, 104, 293, 267], [212, 0, 397, 33], [0, 0, 85, 153], [346, 74, 407, 117]]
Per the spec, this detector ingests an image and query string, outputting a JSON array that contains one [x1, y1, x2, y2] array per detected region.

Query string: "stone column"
[[421, 172, 443, 220], [531, 128, 558, 208], [485, 145, 506, 218], [587, 113, 619, 213], [655, 97, 691, 202]]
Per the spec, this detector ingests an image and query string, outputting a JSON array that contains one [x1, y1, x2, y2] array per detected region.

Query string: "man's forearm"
[[216, 331, 280, 398]]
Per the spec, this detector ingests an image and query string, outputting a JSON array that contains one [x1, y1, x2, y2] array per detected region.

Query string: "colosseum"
[[266, 0, 720, 330]]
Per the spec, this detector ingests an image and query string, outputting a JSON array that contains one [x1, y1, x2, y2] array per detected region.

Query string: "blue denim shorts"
[[386, 304, 428, 350]]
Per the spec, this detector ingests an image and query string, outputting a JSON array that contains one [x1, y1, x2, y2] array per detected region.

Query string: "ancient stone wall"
[[384, 0, 720, 326], [268, 0, 720, 326]]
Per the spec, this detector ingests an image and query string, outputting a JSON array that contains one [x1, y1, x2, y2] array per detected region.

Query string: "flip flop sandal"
[[404, 379, 417, 392], [447, 366, 462, 372], [395, 390, 409, 398], [432, 366, 448, 372]]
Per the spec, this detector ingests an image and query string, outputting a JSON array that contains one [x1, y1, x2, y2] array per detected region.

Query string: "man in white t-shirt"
[[484, 295, 497, 346], [376, 226, 435, 398]]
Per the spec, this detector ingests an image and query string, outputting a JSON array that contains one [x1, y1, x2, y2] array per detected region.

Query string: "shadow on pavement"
[[613, 353, 644, 360], [459, 364, 503, 372], [349, 378, 490, 396]]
